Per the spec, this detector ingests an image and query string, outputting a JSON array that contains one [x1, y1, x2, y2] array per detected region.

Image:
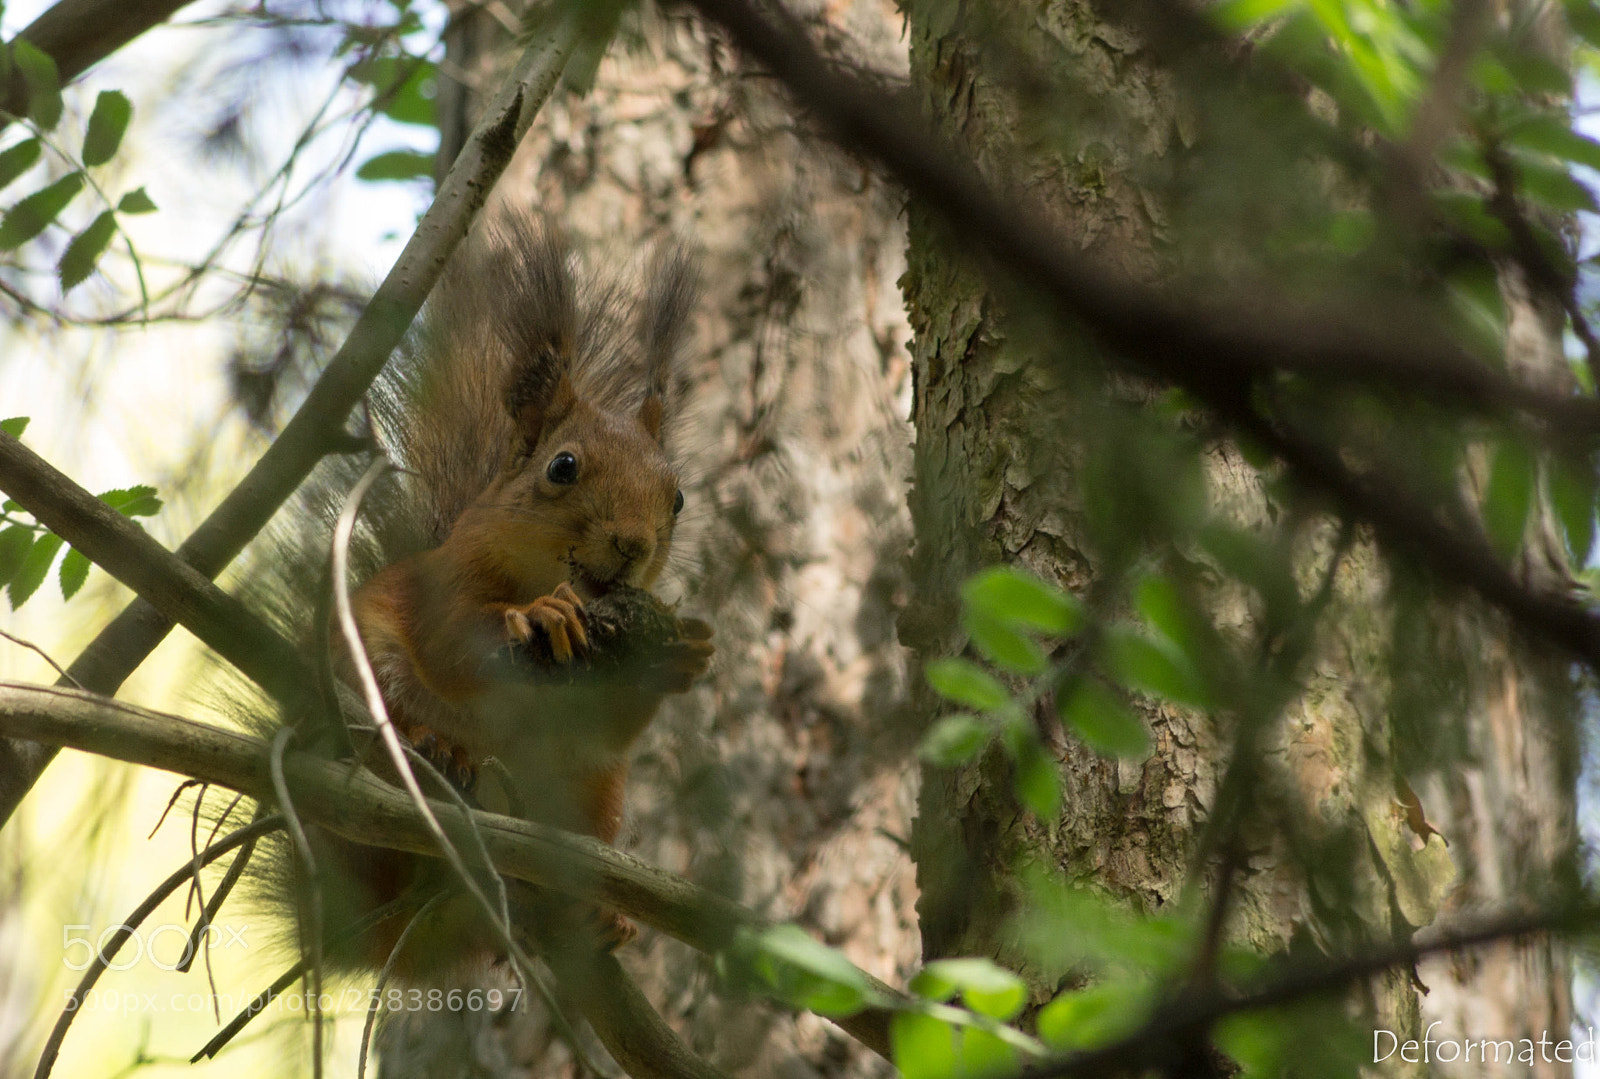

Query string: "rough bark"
[[898, 1, 1574, 1073]]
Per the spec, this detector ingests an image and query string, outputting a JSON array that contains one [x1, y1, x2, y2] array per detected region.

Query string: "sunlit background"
[[0, 0, 439, 1072]]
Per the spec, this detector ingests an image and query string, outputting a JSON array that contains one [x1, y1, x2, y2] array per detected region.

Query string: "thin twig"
[[358, 890, 447, 1079], [31, 814, 286, 1079], [0, 628, 81, 688], [175, 797, 253, 977], [270, 726, 324, 1079]]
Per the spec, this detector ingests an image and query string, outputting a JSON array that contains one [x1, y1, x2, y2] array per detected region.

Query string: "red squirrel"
[[256, 214, 712, 979]]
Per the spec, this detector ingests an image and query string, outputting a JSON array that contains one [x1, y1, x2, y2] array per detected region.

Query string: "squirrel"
[[234, 212, 713, 986]]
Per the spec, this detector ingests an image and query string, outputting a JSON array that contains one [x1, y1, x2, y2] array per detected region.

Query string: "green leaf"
[[58, 547, 88, 599], [891, 1011, 957, 1079], [0, 416, 28, 438], [1214, 1002, 1367, 1079], [913, 959, 1028, 1021], [743, 925, 871, 1018], [1057, 679, 1151, 759], [348, 56, 438, 126], [1567, 0, 1600, 49], [355, 149, 435, 182], [0, 525, 33, 586], [81, 90, 132, 167], [1550, 455, 1597, 564], [954, 1027, 1017, 1077], [925, 657, 1011, 712], [961, 566, 1084, 636], [12, 41, 61, 131], [98, 485, 161, 517], [1014, 738, 1062, 822], [8, 531, 60, 608], [0, 139, 40, 195], [1015, 874, 1195, 975], [919, 713, 991, 766], [1037, 982, 1148, 1051], [1134, 575, 1208, 665], [1431, 190, 1511, 248], [0, 171, 84, 250], [965, 610, 1047, 675], [1199, 526, 1298, 621], [1447, 258, 1510, 356], [1498, 51, 1571, 96], [1505, 114, 1600, 172], [58, 210, 116, 291], [1509, 154, 1596, 212], [1102, 628, 1209, 708], [1484, 440, 1535, 559], [117, 187, 157, 214], [1210, 0, 1298, 30]]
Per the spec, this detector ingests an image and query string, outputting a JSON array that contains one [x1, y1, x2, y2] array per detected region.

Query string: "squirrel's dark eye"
[[547, 452, 579, 485], [673, 489, 685, 515]]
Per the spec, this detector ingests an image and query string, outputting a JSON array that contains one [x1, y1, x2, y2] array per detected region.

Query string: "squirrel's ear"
[[509, 374, 577, 454], [639, 394, 664, 441]]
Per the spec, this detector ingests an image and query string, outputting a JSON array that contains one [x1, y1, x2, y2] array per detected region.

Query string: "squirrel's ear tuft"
[[639, 394, 664, 441], [640, 241, 699, 402], [494, 215, 583, 453], [497, 216, 578, 391], [506, 373, 576, 454]]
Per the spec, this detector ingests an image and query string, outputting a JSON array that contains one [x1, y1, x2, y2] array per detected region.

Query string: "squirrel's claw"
[[504, 589, 588, 663]]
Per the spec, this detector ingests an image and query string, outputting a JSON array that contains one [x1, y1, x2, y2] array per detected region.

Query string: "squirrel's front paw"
[[503, 583, 589, 663], [651, 617, 713, 693]]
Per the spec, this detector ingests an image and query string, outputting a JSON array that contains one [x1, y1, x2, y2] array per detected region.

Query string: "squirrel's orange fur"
[[318, 214, 710, 966]]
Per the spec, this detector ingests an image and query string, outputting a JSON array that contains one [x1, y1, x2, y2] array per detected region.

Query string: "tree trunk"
[[898, 2, 1574, 1073]]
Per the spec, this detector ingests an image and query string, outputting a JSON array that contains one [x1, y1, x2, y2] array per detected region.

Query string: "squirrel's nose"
[[612, 531, 652, 564]]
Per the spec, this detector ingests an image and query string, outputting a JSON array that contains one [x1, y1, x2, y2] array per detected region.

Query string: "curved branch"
[[0, 681, 901, 1059]]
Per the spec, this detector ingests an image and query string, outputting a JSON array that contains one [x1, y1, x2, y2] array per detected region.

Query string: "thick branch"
[[0, 682, 899, 1058], [684, 0, 1600, 671], [0, 433, 311, 706], [685, 0, 1600, 437], [0, 20, 580, 826]]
